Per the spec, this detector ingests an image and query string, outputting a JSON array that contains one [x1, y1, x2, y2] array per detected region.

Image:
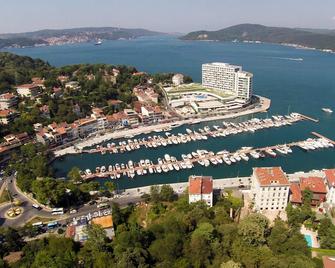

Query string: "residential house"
[[39, 105, 50, 119], [0, 109, 18, 125], [172, 73, 184, 86], [289, 183, 303, 205], [16, 83, 41, 98], [0, 93, 18, 110], [188, 175, 213, 207], [324, 169, 335, 207], [91, 215, 115, 239], [65, 81, 81, 91], [300, 177, 327, 206], [251, 167, 290, 211]]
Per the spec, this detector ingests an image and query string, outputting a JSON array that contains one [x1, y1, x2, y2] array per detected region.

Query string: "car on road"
[[88, 200, 97, 206], [97, 203, 110, 209], [32, 204, 42, 210]]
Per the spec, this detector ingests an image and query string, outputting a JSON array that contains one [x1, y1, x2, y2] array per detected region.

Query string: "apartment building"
[[251, 167, 290, 211]]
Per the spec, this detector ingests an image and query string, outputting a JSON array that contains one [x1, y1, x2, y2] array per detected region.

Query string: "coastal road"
[[0, 176, 142, 227], [0, 176, 51, 227]]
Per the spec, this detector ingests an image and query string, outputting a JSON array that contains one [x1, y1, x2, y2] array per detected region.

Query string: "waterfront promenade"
[[53, 96, 271, 157]]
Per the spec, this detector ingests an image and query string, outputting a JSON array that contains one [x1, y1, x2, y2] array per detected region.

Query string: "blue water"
[[5, 35, 335, 190], [304, 234, 313, 247]]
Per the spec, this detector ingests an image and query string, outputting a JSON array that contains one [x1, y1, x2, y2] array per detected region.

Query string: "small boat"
[[95, 40, 102, 46], [322, 108, 333, 113]]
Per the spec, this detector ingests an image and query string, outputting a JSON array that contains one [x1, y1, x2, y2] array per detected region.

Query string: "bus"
[[51, 208, 64, 215], [32, 221, 43, 227], [47, 221, 58, 229]]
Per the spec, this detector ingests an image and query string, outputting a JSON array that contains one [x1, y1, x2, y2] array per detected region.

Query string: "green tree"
[[221, 260, 242, 268], [160, 184, 176, 202], [67, 167, 82, 183], [237, 213, 269, 247], [104, 181, 116, 193]]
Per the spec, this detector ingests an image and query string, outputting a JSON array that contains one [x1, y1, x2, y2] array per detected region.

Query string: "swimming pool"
[[304, 234, 313, 247]]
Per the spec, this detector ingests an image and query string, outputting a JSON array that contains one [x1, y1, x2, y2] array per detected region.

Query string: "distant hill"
[[181, 24, 335, 51], [0, 27, 163, 48]]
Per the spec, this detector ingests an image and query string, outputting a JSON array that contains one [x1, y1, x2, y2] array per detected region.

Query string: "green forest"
[[0, 185, 326, 268]]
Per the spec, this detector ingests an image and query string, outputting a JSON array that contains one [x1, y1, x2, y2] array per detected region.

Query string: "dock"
[[80, 133, 334, 181], [299, 114, 319, 123], [311, 132, 335, 145], [82, 112, 317, 156]]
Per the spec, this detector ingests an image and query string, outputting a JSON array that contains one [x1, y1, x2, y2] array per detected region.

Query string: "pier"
[[81, 112, 316, 156], [311, 132, 335, 145], [80, 134, 334, 181]]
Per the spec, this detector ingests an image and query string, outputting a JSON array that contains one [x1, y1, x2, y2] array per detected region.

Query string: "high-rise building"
[[202, 62, 253, 102]]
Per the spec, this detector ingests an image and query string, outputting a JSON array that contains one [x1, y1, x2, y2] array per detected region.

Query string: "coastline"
[[53, 95, 271, 158], [118, 169, 325, 197]]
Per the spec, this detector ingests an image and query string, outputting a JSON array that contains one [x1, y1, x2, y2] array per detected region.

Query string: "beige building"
[[251, 167, 290, 211]]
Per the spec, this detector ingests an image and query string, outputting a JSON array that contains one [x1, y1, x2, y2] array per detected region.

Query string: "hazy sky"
[[1, 0, 335, 33]]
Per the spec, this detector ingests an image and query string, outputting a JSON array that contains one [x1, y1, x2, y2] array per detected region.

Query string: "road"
[[0, 176, 142, 227]]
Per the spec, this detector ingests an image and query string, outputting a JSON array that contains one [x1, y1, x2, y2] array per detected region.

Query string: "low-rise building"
[[0, 132, 30, 163], [16, 83, 41, 98], [36, 122, 78, 146], [324, 169, 335, 207], [39, 105, 50, 118], [65, 81, 81, 91], [91, 215, 115, 239], [251, 167, 290, 211], [123, 109, 139, 126], [0, 93, 18, 110], [0, 109, 18, 125], [300, 176, 327, 206], [289, 183, 303, 205], [188, 175, 213, 207]]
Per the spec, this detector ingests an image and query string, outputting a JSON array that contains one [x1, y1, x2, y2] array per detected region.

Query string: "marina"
[[80, 132, 334, 181], [82, 112, 314, 156]]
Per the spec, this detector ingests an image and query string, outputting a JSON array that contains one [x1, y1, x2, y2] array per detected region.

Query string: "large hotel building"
[[202, 62, 253, 102]]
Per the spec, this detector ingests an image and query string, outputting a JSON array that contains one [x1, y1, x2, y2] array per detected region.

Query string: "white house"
[[251, 167, 290, 211], [172, 74, 184, 86], [188, 175, 213, 207], [324, 169, 335, 207]]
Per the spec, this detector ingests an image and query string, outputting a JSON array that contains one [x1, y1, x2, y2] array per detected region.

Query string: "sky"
[[1, 0, 335, 34]]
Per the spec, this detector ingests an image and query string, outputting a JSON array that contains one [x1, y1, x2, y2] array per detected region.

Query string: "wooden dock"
[[298, 113, 319, 123]]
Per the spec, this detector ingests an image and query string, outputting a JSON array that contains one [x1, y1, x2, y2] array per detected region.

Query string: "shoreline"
[[53, 95, 271, 158], [118, 169, 326, 197]]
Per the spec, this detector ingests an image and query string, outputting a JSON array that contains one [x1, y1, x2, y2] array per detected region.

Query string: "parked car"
[[32, 204, 42, 210], [69, 209, 77, 214]]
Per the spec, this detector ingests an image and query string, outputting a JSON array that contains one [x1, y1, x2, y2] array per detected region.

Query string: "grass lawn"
[[0, 189, 10, 204], [312, 248, 335, 258], [166, 83, 233, 98]]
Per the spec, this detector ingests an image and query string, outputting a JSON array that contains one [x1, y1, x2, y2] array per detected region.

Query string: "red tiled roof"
[[290, 183, 302, 204], [300, 177, 327, 194], [16, 83, 38, 89], [0, 109, 15, 117], [323, 256, 335, 268], [0, 93, 16, 100], [108, 99, 123, 105], [189, 176, 213, 195], [254, 167, 289, 186], [324, 169, 335, 187]]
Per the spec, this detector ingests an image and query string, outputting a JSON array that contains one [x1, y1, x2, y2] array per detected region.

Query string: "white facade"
[[189, 192, 213, 207], [251, 168, 290, 211], [324, 170, 335, 207], [172, 74, 184, 86], [202, 62, 253, 102]]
